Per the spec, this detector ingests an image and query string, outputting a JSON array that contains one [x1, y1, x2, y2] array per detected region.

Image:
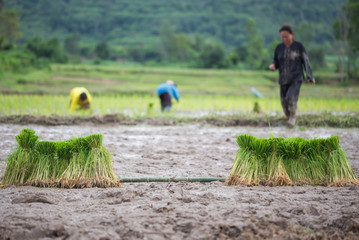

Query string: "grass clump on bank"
[[225, 134, 359, 186], [1, 129, 120, 188]]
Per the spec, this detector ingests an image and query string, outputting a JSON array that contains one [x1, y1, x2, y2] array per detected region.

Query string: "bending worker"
[[156, 80, 179, 111], [69, 87, 92, 111], [269, 24, 315, 126]]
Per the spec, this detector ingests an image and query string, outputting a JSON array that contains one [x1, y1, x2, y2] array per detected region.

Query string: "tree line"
[[0, 0, 358, 80]]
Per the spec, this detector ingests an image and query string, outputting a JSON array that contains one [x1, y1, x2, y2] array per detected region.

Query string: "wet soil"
[[0, 124, 358, 240], [0, 113, 358, 128]]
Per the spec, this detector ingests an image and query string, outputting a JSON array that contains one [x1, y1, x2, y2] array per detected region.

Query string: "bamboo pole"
[[120, 177, 226, 183]]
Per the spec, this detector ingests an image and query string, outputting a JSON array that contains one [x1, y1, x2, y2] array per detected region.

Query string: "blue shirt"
[[156, 83, 180, 101]]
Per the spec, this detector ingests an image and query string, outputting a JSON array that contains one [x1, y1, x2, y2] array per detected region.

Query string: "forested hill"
[[6, 0, 346, 47]]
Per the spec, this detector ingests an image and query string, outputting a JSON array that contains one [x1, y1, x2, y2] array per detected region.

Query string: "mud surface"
[[0, 124, 359, 239]]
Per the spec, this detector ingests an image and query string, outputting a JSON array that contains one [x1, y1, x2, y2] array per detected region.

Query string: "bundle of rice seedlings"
[[1, 129, 39, 186], [267, 138, 292, 186], [60, 134, 120, 188], [54, 140, 74, 178], [27, 141, 57, 187], [226, 134, 271, 186], [226, 134, 359, 186], [2, 128, 120, 189], [59, 137, 90, 188]]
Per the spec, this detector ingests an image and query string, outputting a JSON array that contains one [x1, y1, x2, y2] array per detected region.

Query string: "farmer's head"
[[279, 24, 294, 46], [80, 92, 87, 102], [166, 80, 175, 85]]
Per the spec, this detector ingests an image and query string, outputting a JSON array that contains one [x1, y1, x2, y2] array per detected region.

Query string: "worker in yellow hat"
[[69, 87, 92, 111]]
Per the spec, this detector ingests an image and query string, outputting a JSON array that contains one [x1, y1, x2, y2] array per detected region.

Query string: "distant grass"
[[0, 64, 358, 122], [0, 64, 358, 98], [0, 94, 358, 117]]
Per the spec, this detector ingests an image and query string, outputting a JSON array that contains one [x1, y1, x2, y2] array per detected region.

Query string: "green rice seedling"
[[253, 101, 262, 114], [28, 141, 57, 187], [1, 129, 39, 186], [59, 137, 89, 188], [226, 134, 359, 186], [266, 138, 293, 186], [15, 128, 39, 149], [322, 136, 358, 186], [82, 134, 120, 187], [58, 136, 92, 186], [52, 140, 74, 181], [60, 134, 120, 188], [226, 135, 272, 185]]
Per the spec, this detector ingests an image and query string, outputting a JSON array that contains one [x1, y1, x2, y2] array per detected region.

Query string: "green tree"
[[159, 22, 191, 61], [64, 35, 80, 55], [346, 0, 359, 78], [199, 42, 228, 69], [95, 42, 110, 60], [294, 21, 314, 44], [333, 0, 359, 80], [168, 34, 191, 60], [190, 34, 205, 52], [236, 46, 248, 62], [308, 46, 325, 70], [346, 0, 359, 53], [159, 21, 175, 60], [0, 9, 21, 49], [245, 18, 265, 69], [26, 36, 68, 63]]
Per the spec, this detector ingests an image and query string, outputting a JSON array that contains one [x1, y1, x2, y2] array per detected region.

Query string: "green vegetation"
[[226, 134, 359, 186], [3, 0, 358, 74], [1, 64, 358, 96], [1, 94, 358, 117], [0, 1, 358, 125], [333, 0, 359, 80], [0, 65, 357, 121], [1, 128, 120, 188], [6, 0, 344, 48]]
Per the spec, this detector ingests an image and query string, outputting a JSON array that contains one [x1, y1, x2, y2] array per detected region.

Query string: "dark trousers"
[[280, 81, 302, 118], [160, 92, 172, 111]]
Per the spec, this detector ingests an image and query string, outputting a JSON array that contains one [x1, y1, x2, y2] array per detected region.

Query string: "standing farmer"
[[269, 24, 315, 126], [69, 87, 92, 111], [157, 80, 179, 112]]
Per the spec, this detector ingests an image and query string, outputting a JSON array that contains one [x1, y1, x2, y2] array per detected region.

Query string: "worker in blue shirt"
[[156, 80, 179, 111]]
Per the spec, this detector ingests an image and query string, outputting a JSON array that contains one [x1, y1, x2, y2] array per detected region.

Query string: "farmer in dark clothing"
[[269, 24, 315, 126], [156, 80, 180, 112]]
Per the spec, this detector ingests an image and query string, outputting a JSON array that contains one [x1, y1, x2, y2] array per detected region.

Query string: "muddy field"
[[0, 124, 358, 240]]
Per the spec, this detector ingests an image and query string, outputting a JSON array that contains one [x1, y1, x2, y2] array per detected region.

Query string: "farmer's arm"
[[269, 46, 279, 71], [70, 97, 78, 111], [301, 44, 315, 84], [172, 86, 180, 102]]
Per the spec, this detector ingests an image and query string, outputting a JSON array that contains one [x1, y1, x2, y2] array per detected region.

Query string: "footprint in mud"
[[97, 190, 134, 204], [173, 222, 193, 234], [154, 206, 175, 213], [290, 206, 319, 216], [12, 224, 68, 240], [12, 193, 54, 204], [303, 205, 320, 215]]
